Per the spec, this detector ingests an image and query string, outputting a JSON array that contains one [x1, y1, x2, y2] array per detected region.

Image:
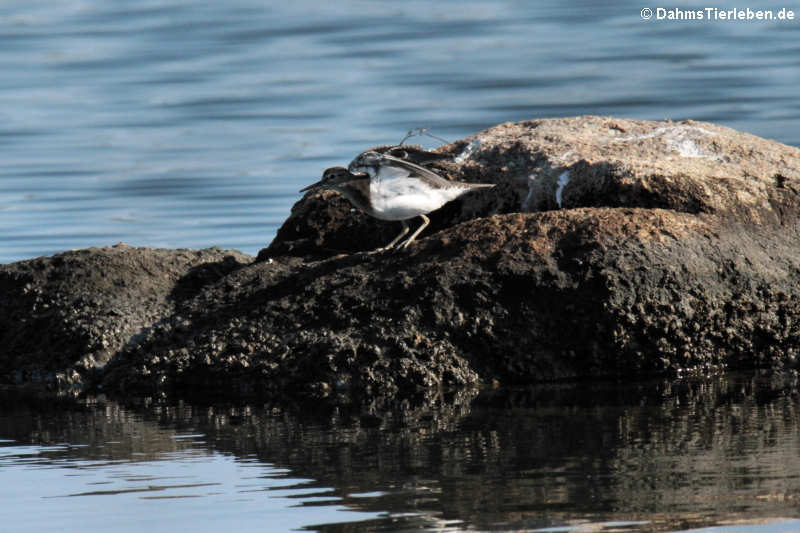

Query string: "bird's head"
[[300, 167, 364, 193]]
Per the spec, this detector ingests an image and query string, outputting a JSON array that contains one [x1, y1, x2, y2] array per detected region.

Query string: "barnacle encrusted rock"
[[2, 117, 799, 400]]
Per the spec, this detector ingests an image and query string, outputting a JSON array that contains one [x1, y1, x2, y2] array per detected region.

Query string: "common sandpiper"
[[300, 150, 494, 251]]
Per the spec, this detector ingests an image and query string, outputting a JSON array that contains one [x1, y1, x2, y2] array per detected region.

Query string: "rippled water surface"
[[4, 373, 800, 532], [4, 2, 800, 531], [1, 0, 799, 263]]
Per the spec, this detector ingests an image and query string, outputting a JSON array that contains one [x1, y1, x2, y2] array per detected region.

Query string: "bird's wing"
[[371, 152, 457, 188], [351, 150, 495, 190]]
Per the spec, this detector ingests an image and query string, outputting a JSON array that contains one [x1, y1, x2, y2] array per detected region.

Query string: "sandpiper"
[[300, 150, 494, 251]]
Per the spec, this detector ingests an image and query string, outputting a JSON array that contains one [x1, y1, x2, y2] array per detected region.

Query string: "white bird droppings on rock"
[[555, 170, 570, 208], [614, 125, 717, 158], [454, 138, 481, 163]]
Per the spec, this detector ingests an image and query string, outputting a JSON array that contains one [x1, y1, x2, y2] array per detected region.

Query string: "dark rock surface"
[[0, 245, 251, 389], [2, 117, 800, 400]]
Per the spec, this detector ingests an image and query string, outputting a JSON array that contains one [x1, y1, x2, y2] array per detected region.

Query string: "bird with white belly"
[[300, 150, 494, 251]]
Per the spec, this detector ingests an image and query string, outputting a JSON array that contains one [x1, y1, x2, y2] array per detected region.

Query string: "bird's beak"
[[299, 180, 323, 193]]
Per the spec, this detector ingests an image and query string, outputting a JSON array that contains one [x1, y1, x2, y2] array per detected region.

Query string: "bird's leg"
[[417, 128, 450, 145], [400, 214, 430, 249], [397, 130, 415, 146], [376, 220, 409, 251]]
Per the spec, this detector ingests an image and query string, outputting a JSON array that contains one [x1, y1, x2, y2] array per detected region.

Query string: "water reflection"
[[2, 373, 800, 532]]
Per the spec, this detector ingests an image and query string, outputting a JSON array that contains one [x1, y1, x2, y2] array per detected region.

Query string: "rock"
[[2, 117, 800, 401], [267, 117, 799, 259], [0, 244, 252, 390]]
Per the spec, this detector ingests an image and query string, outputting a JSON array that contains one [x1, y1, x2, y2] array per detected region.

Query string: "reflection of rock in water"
[[3, 373, 800, 530], [0, 390, 193, 461]]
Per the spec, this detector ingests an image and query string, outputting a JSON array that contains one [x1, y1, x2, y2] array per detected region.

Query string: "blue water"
[[1, 0, 799, 264], [0, 445, 379, 532]]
